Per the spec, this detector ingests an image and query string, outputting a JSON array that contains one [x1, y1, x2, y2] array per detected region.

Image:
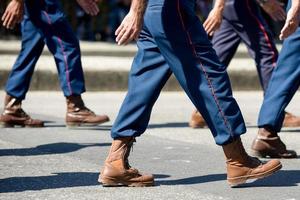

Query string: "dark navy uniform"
[[258, 0, 300, 131], [111, 0, 246, 145], [5, 0, 86, 100], [212, 0, 278, 91]]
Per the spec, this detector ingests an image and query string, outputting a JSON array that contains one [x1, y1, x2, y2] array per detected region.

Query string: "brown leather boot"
[[66, 95, 109, 127], [99, 137, 154, 187], [223, 138, 282, 187], [283, 111, 300, 127], [0, 94, 44, 127], [189, 109, 207, 128], [251, 127, 297, 158]]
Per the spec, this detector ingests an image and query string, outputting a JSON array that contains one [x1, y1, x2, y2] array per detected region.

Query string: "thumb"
[[279, 22, 289, 40]]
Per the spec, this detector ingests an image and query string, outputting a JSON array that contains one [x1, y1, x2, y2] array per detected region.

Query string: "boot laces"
[[5, 107, 29, 118], [84, 107, 95, 114], [18, 108, 29, 118], [124, 139, 136, 169], [74, 106, 95, 114], [6, 98, 28, 117]]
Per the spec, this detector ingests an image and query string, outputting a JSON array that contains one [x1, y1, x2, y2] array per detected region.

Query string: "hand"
[[76, 0, 99, 16], [279, 9, 300, 40], [260, 0, 286, 21], [1, 0, 24, 29], [115, 11, 143, 45], [203, 8, 223, 36]]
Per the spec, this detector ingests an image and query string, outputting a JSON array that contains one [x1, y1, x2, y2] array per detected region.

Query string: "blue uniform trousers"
[[258, 3, 300, 132], [212, 0, 278, 91], [111, 0, 246, 145], [5, 0, 85, 100]]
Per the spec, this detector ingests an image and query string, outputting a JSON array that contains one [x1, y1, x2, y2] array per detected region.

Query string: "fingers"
[[2, 12, 15, 29], [269, 13, 280, 21], [203, 19, 210, 32], [115, 22, 140, 45], [7, 13, 16, 29], [115, 25, 127, 44], [203, 19, 214, 36], [272, 6, 286, 21], [1, 0, 24, 29], [205, 24, 215, 36], [263, 1, 286, 21], [84, 4, 99, 16], [116, 12, 143, 45], [277, 7, 286, 21], [279, 25, 289, 40], [267, 7, 286, 21], [279, 20, 297, 40], [115, 24, 123, 36], [203, 18, 220, 36], [77, 0, 99, 16], [118, 30, 135, 45], [116, 25, 135, 45], [2, 9, 11, 28], [89, 2, 99, 16], [1, 9, 8, 22]]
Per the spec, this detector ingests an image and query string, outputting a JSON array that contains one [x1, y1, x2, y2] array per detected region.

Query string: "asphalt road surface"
[[0, 91, 299, 200]]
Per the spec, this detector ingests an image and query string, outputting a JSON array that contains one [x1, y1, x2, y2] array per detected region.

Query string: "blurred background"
[[0, 0, 288, 91], [0, 0, 286, 42]]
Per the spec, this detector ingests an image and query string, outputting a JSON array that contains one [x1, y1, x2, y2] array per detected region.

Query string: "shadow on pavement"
[[43, 122, 112, 130], [237, 170, 300, 188], [44, 124, 67, 128], [0, 172, 99, 193], [155, 173, 226, 185], [0, 142, 111, 157], [280, 129, 300, 133], [1, 170, 297, 193], [154, 174, 171, 179], [0, 173, 170, 193], [148, 122, 189, 129], [66, 125, 112, 131], [156, 170, 300, 187]]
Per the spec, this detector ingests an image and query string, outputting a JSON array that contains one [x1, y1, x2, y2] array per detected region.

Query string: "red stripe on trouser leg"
[[245, 0, 277, 67], [176, 0, 233, 137]]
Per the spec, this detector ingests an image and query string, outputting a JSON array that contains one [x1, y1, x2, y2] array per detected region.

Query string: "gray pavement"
[[0, 91, 299, 200]]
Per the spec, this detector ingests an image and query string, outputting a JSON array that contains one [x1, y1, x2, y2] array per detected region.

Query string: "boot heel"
[[99, 176, 123, 187], [227, 177, 247, 187], [228, 177, 258, 187], [250, 150, 267, 158], [66, 122, 81, 128], [0, 122, 14, 128]]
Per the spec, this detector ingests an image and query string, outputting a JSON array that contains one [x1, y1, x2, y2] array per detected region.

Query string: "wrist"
[[213, 0, 225, 12], [129, 8, 144, 19], [214, 5, 224, 12]]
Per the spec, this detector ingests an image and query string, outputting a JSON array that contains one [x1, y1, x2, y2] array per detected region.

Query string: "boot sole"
[[99, 176, 154, 187], [228, 162, 282, 187], [251, 149, 297, 159], [0, 122, 15, 128]]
